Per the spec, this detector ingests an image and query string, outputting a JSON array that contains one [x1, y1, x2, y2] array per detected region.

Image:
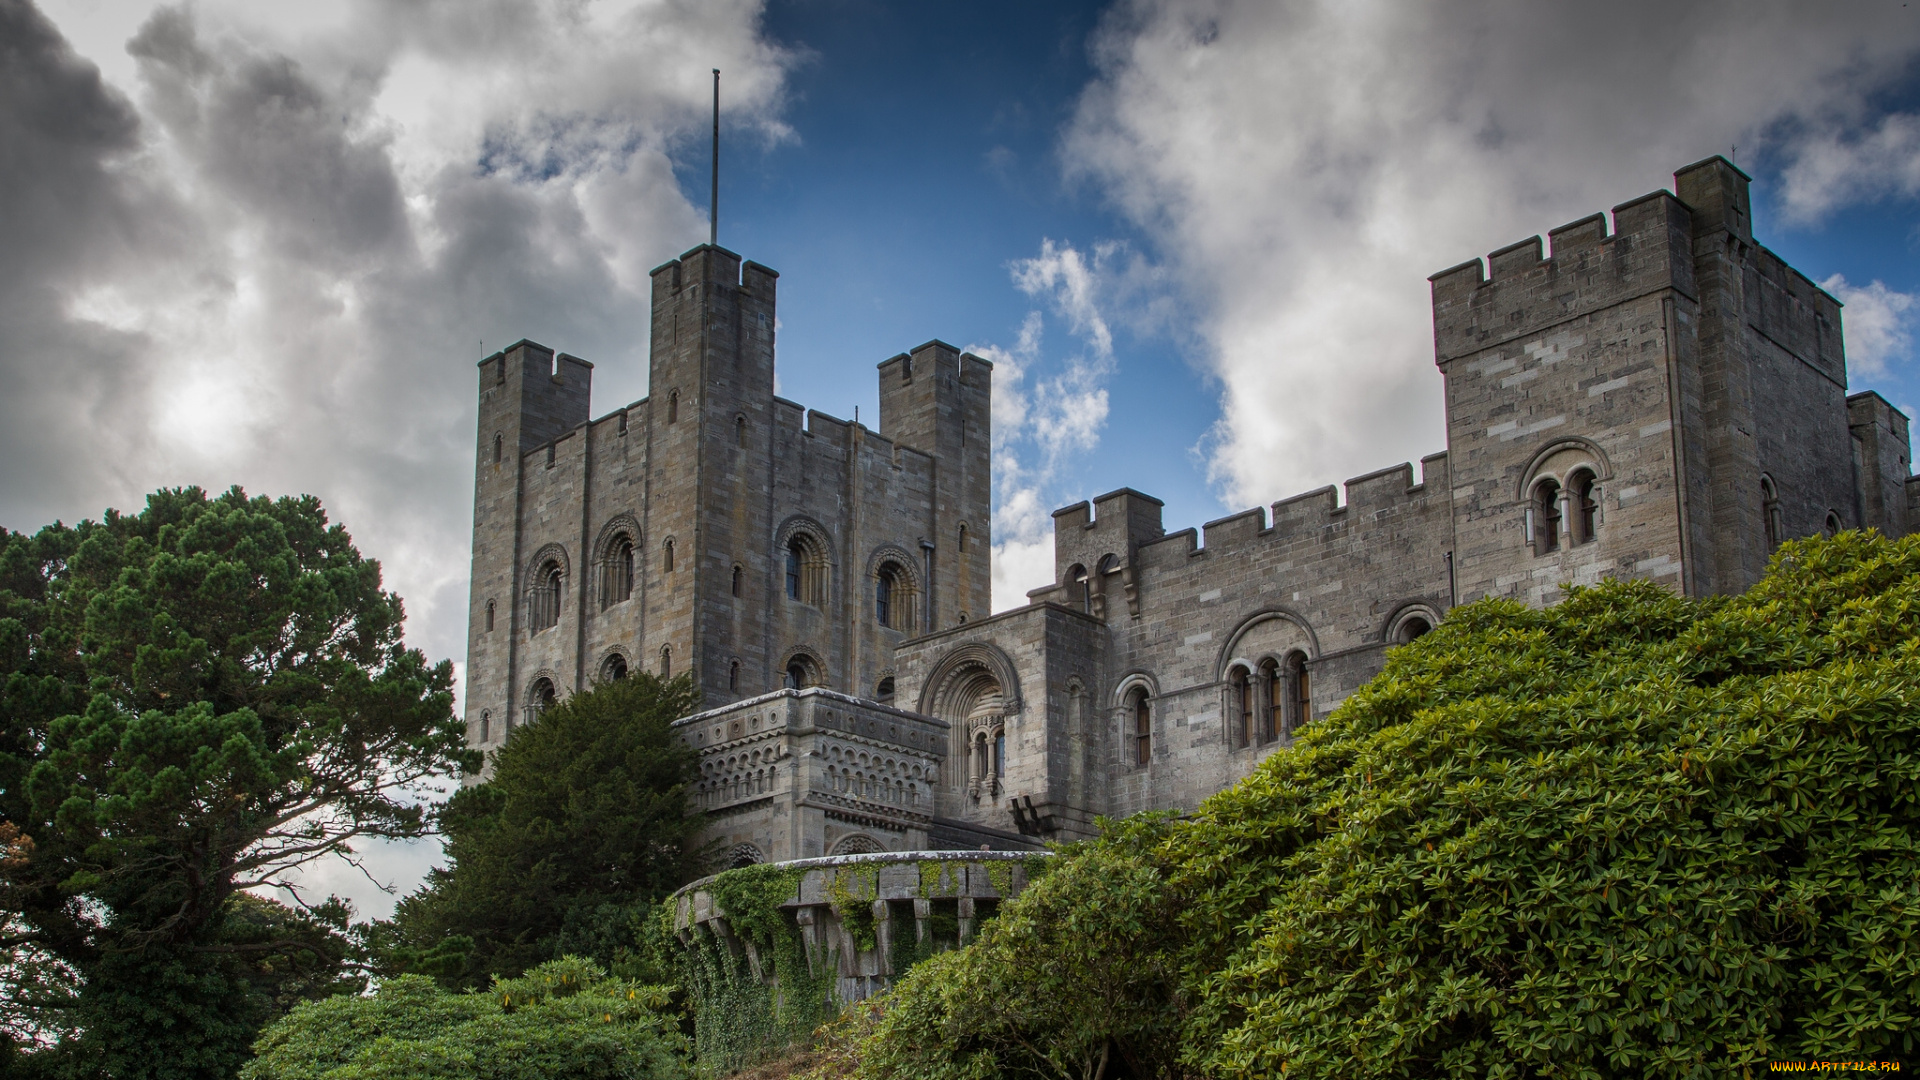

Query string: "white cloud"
[[1781, 113, 1920, 224], [1064, 0, 1920, 510], [1822, 274, 1918, 377], [977, 240, 1135, 611], [5, 0, 793, 917]]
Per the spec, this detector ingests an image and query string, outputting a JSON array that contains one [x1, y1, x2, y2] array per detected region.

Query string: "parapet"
[[1112, 455, 1450, 577], [1430, 170, 1700, 365], [647, 244, 776, 299], [1052, 488, 1166, 584]]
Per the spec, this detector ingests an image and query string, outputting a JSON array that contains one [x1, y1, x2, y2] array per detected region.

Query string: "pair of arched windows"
[[601, 537, 635, 608], [523, 677, 556, 728], [1227, 652, 1309, 749], [785, 533, 827, 605], [529, 561, 563, 632], [1530, 469, 1599, 555], [875, 561, 915, 630]]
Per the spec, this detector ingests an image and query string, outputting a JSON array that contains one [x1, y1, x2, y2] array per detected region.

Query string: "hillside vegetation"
[[832, 532, 1920, 1078]]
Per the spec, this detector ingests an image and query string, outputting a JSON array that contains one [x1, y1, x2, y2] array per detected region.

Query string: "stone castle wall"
[[466, 156, 1917, 858]]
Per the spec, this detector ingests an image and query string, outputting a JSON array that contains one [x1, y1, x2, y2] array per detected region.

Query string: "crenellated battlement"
[[1071, 454, 1450, 581], [1430, 188, 1696, 365]]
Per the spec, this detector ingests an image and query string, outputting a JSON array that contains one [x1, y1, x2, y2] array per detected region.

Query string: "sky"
[[8, 0, 1920, 916]]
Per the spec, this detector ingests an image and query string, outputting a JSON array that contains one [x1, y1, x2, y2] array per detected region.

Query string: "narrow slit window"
[[1259, 658, 1281, 743], [1531, 478, 1562, 554], [1133, 690, 1151, 765], [1567, 469, 1598, 545], [1288, 652, 1311, 732], [1230, 667, 1253, 749]]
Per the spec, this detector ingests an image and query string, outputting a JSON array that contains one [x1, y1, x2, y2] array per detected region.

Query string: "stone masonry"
[[467, 157, 1915, 858]]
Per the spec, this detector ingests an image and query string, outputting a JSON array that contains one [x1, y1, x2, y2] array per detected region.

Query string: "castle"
[[465, 156, 1915, 862]]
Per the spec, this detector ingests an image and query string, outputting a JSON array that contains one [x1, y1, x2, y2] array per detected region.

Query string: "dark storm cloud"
[[0, 0, 177, 522], [1, 0, 788, 913]]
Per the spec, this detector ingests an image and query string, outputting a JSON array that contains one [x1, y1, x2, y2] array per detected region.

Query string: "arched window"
[[1229, 666, 1254, 749], [479, 709, 491, 743], [731, 564, 742, 597], [492, 433, 503, 464], [832, 834, 884, 856], [1825, 511, 1842, 537], [725, 843, 763, 869], [784, 659, 809, 689], [958, 524, 967, 553], [485, 600, 495, 632], [601, 653, 628, 682], [735, 416, 746, 447], [1762, 475, 1783, 550], [875, 561, 912, 629], [663, 539, 675, 573], [530, 561, 563, 632], [604, 537, 635, 606], [1067, 564, 1090, 613], [524, 677, 556, 728], [1396, 616, 1432, 644], [993, 729, 1005, 777], [1286, 651, 1310, 733], [1568, 469, 1598, 545], [1531, 478, 1562, 554], [1258, 658, 1281, 743], [729, 660, 740, 692], [659, 645, 672, 678], [876, 676, 895, 702], [668, 390, 679, 423], [784, 532, 826, 604], [1131, 688, 1152, 765]]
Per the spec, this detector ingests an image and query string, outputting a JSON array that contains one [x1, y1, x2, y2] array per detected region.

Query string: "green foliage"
[[825, 866, 881, 952], [839, 532, 1920, 1078], [241, 958, 686, 1080], [844, 818, 1184, 1080], [0, 487, 472, 1078], [380, 673, 705, 989], [685, 863, 837, 1075], [1177, 533, 1920, 1076]]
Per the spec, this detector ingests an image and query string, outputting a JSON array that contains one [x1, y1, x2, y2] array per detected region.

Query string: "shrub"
[[836, 532, 1920, 1078], [242, 957, 686, 1080]]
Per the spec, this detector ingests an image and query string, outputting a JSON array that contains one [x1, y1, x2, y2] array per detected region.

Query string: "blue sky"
[[8, 0, 1920, 912]]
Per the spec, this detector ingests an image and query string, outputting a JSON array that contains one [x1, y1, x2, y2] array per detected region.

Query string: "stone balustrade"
[[671, 849, 1048, 1003]]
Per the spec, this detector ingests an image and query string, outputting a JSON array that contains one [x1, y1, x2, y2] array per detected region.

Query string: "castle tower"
[[642, 245, 780, 707], [876, 340, 993, 628], [1433, 156, 1887, 607], [466, 340, 593, 743]]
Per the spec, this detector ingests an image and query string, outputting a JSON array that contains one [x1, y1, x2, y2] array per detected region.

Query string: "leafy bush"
[[242, 957, 686, 1080], [838, 819, 1181, 1080], [841, 532, 1920, 1078], [380, 674, 705, 988]]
